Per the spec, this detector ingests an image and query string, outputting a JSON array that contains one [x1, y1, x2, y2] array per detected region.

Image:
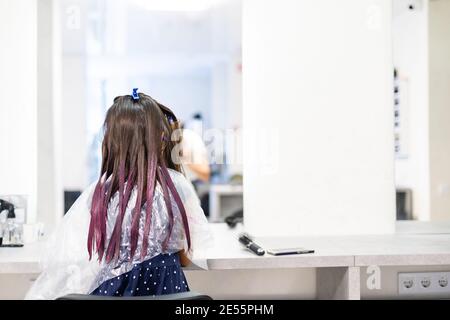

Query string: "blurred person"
[[180, 126, 210, 183], [179, 114, 211, 216]]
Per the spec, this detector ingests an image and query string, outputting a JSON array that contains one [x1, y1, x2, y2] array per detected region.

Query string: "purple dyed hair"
[[87, 93, 191, 263]]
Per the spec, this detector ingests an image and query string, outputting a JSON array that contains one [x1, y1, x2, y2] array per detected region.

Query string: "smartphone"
[[267, 248, 315, 256]]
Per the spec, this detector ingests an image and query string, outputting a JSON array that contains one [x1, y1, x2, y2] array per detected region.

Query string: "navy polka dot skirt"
[[90, 253, 190, 297]]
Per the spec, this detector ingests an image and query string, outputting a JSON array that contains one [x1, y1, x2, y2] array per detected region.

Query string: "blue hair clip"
[[132, 88, 139, 100]]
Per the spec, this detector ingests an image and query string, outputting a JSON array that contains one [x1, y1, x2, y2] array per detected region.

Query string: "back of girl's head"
[[101, 93, 180, 178], [88, 92, 190, 264]]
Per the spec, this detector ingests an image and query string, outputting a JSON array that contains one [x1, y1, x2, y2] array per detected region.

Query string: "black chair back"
[[57, 292, 212, 300]]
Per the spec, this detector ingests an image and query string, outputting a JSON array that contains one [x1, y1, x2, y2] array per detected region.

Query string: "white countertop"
[[1, 221, 450, 274], [0, 241, 43, 274], [195, 222, 450, 269]]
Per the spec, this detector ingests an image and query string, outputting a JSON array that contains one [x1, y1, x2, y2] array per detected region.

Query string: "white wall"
[[0, 0, 65, 229], [60, 0, 89, 191], [0, 0, 38, 223], [429, 0, 450, 221], [243, 0, 396, 236], [393, 0, 430, 220], [37, 0, 64, 230], [61, 56, 88, 190]]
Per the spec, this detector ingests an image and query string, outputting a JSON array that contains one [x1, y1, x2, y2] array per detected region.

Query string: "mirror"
[[59, 0, 243, 224]]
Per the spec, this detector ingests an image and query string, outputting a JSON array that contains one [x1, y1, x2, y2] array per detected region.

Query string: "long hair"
[[87, 92, 191, 264]]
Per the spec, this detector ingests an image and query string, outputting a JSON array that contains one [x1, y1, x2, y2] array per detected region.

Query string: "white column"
[[37, 0, 64, 231], [0, 0, 63, 230], [429, 0, 450, 221], [61, 0, 88, 191], [0, 0, 38, 222], [242, 0, 396, 236]]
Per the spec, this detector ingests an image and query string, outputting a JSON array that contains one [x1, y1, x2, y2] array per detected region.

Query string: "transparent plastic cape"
[[25, 169, 212, 300]]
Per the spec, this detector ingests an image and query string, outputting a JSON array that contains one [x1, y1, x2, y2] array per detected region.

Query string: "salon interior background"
[[1, 0, 450, 233], [1, 0, 243, 231]]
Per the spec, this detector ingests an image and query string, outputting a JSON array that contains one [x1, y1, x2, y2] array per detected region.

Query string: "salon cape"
[[25, 169, 212, 300]]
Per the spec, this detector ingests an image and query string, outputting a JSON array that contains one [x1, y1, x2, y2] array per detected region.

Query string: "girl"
[[26, 90, 211, 299]]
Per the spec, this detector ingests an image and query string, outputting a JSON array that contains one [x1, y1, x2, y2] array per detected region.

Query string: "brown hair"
[[87, 92, 190, 263]]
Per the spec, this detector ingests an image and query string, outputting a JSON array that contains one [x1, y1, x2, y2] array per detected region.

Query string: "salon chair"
[[57, 291, 212, 300]]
